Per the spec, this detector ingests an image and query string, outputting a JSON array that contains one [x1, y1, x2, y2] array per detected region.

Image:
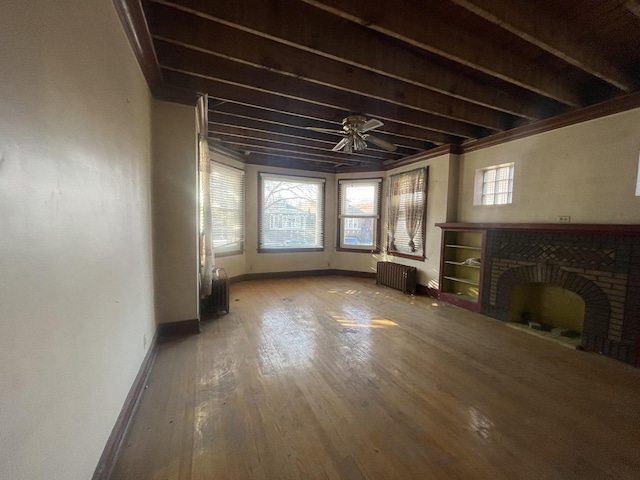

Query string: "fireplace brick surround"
[[475, 224, 640, 365]]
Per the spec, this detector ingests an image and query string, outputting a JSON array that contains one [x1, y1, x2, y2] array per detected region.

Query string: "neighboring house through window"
[[387, 168, 427, 258], [338, 178, 382, 250], [259, 173, 325, 251]]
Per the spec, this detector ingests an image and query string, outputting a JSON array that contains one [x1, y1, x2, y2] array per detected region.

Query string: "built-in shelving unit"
[[436, 225, 486, 312]]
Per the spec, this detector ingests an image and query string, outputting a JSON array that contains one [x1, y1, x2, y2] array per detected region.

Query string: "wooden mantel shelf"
[[435, 223, 640, 235]]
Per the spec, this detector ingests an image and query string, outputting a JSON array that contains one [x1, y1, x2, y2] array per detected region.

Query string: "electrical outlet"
[[558, 215, 571, 223]]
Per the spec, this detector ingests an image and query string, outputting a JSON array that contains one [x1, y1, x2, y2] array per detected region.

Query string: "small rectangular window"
[[475, 162, 514, 205], [338, 178, 382, 251], [259, 173, 325, 252]]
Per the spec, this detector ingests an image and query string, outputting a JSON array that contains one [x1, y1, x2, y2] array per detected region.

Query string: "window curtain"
[[197, 95, 214, 298], [387, 178, 401, 251], [404, 168, 425, 252]]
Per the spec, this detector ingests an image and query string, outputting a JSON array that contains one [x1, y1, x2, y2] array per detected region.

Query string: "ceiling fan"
[[306, 115, 396, 153]]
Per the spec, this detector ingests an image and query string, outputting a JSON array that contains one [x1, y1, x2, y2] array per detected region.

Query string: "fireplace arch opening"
[[510, 282, 585, 346], [494, 264, 612, 350]]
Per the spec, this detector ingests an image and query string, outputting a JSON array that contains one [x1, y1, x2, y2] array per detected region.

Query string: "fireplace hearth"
[[479, 225, 640, 364]]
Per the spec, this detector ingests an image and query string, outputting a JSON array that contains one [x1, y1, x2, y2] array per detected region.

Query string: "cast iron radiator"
[[208, 268, 230, 314], [376, 261, 417, 294]]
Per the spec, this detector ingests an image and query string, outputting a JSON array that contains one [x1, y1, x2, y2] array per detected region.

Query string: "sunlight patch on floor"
[[329, 312, 398, 328]]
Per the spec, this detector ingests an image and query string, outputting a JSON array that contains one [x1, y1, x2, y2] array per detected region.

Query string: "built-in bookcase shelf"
[[436, 226, 486, 312]]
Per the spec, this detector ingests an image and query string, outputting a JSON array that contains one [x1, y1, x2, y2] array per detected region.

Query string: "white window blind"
[[338, 178, 382, 250], [388, 168, 427, 257], [210, 162, 244, 255], [480, 163, 514, 205], [259, 173, 325, 251]]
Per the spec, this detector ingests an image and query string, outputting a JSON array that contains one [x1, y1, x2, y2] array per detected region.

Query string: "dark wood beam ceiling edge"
[[113, 0, 198, 106], [463, 90, 640, 153]]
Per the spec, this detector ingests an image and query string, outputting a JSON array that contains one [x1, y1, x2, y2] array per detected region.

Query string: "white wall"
[[151, 100, 199, 324], [458, 108, 640, 224], [0, 1, 155, 479]]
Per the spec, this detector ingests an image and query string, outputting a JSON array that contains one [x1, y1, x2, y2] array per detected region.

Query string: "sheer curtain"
[[387, 178, 401, 251], [404, 168, 425, 252], [197, 95, 215, 298]]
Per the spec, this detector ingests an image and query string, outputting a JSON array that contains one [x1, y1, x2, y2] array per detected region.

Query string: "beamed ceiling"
[[118, 0, 640, 172]]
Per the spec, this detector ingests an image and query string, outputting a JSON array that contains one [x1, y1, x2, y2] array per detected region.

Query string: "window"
[[209, 162, 244, 256], [338, 178, 382, 251], [475, 162, 514, 205], [259, 173, 325, 251], [387, 168, 427, 258]]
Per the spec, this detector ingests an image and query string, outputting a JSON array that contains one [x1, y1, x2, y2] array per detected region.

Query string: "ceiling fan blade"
[[332, 137, 350, 152], [360, 118, 383, 132], [364, 134, 397, 152], [305, 127, 345, 136]]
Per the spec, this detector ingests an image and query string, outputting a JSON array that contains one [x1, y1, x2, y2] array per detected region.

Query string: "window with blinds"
[[259, 173, 325, 252], [209, 162, 244, 256], [337, 178, 382, 251], [475, 162, 514, 205], [387, 168, 427, 258]]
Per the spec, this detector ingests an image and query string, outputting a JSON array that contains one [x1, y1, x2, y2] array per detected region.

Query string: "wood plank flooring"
[[110, 276, 640, 480]]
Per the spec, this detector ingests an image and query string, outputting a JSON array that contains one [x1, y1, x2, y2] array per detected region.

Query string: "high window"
[[387, 168, 427, 258], [209, 162, 244, 256], [475, 162, 514, 205], [337, 178, 382, 251], [259, 173, 325, 252]]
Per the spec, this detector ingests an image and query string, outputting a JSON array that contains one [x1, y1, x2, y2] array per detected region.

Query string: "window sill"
[[258, 247, 325, 254], [388, 251, 426, 261], [336, 248, 380, 254]]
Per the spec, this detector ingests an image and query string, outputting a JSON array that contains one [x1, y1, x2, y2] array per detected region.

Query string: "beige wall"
[[243, 165, 335, 274], [458, 108, 640, 224], [0, 1, 155, 479], [382, 154, 458, 289], [152, 100, 199, 324], [215, 153, 457, 290]]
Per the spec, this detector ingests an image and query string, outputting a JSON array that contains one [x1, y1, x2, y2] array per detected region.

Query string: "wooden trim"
[[435, 222, 640, 234], [416, 284, 439, 298], [92, 331, 159, 480], [112, 0, 162, 91], [234, 269, 376, 282], [462, 91, 640, 153], [158, 318, 201, 336], [152, 84, 199, 106], [384, 144, 462, 170]]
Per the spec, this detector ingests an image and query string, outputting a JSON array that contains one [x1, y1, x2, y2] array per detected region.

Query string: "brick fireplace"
[[479, 225, 640, 365]]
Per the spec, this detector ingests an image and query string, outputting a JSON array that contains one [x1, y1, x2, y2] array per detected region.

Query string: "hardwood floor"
[[111, 276, 640, 480]]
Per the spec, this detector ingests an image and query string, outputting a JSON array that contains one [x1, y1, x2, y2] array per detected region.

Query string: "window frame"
[[258, 172, 326, 253], [208, 161, 245, 257], [337, 178, 383, 253], [474, 162, 515, 206], [386, 167, 428, 261]]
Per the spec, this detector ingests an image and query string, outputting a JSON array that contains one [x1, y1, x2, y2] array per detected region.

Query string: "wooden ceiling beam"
[[212, 139, 380, 166], [155, 42, 485, 139], [301, 0, 583, 106], [241, 152, 348, 173], [208, 125, 403, 162], [148, 0, 538, 119], [208, 122, 417, 159], [209, 101, 453, 146], [449, 0, 633, 92], [145, 3, 512, 130], [208, 111, 429, 152]]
